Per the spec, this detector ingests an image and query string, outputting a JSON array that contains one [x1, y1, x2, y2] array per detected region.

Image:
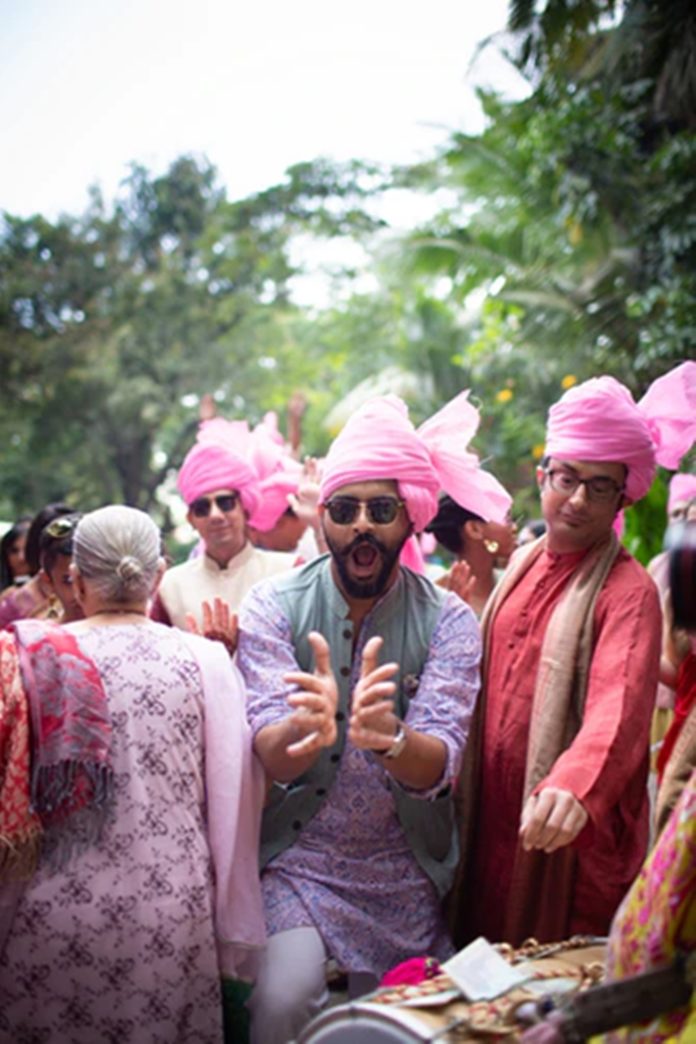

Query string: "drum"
[[296, 999, 466, 1042], [298, 943, 607, 1043]]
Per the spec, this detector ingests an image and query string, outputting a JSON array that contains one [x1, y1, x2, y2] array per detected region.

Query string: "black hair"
[[38, 513, 82, 574], [522, 519, 547, 539], [24, 503, 73, 576], [669, 520, 696, 632], [425, 495, 484, 556], [0, 516, 32, 588]]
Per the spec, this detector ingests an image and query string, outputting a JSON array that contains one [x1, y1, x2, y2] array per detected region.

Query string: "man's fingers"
[[360, 635, 383, 679], [350, 699, 395, 726], [213, 597, 230, 629], [284, 670, 327, 693], [519, 790, 555, 850], [185, 612, 200, 635], [543, 804, 588, 853], [287, 691, 333, 714], [350, 725, 395, 750], [520, 790, 587, 852], [519, 794, 537, 836], [352, 680, 396, 712], [287, 731, 322, 757], [201, 600, 213, 632], [308, 631, 332, 676], [228, 613, 239, 645]]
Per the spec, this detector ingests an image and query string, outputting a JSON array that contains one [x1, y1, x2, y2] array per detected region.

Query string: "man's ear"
[[536, 466, 546, 491], [619, 495, 633, 512]]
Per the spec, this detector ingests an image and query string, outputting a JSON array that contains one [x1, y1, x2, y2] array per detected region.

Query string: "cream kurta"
[[155, 543, 294, 629]]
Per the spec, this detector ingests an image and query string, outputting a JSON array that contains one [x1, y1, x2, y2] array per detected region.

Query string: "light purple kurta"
[[0, 622, 262, 1044], [238, 581, 480, 976]]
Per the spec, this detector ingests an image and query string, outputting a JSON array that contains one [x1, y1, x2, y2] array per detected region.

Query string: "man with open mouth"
[[237, 390, 511, 1044]]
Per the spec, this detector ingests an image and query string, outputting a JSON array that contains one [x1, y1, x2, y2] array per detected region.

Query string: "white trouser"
[[249, 927, 329, 1044]]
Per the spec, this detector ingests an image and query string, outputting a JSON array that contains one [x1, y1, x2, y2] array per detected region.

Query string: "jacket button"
[[316, 788, 326, 797], [340, 666, 350, 677], [330, 753, 340, 763], [335, 711, 345, 722], [292, 820, 302, 830], [342, 629, 352, 640]]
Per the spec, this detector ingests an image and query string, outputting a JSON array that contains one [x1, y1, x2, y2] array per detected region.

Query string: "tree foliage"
[[390, 0, 696, 541], [0, 156, 384, 519], [2, 1, 694, 552]]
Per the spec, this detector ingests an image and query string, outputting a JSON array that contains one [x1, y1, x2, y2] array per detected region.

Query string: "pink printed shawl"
[[12, 619, 115, 869]]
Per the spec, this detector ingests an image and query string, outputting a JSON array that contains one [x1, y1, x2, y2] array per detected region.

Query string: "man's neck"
[[545, 534, 608, 556], [205, 540, 248, 570], [331, 561, 399, 631]]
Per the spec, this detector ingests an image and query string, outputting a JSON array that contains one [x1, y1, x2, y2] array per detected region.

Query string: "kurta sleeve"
[[400, 592, 481, 785], [236, 580, 299, 737], [539, 567, 661, 823]]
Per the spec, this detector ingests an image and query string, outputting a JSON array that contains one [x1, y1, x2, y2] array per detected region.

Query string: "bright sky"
[[1, 0, 527, 220]]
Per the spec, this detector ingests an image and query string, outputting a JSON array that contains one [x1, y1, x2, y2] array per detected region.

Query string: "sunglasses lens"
[[327, 499, 357, 525], [368, 498, 399, 524], [191, 493, 239, 517], [326, 497, 401, 525], [190, 499, 211, 518], [216, 494, 238, 512]]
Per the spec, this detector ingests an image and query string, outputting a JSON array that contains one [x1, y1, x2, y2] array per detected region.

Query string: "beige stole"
[[448, 531, 621, 946]]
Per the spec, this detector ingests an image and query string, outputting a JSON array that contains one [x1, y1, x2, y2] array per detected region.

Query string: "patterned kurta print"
[[238, 582, 480, 976], [602, 769, 696, 1043], [0, 623, 226, 1044]]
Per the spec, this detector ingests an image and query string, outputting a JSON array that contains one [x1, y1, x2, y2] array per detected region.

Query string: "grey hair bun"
[[74, 506, 161, 605], [116, 555, 144, 585]]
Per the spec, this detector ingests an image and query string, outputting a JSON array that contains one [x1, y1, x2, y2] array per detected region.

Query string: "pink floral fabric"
[[603, 768, 696, 1042], [0, 622, 248, 1044]]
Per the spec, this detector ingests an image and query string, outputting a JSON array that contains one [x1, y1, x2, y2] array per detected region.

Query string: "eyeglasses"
[[325, 496, 405, 526], [545, 468, 624, 503], [43, 515, 81, 540], [190, 493, 240, 518]]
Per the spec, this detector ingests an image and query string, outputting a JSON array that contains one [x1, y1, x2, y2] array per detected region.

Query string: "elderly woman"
[[0, 505, 265, 1043]]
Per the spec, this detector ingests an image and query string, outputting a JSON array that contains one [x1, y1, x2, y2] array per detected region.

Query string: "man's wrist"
[[374, 722, 407, 760]]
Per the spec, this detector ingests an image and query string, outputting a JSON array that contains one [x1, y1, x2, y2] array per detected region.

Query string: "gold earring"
[[484, 539, 499, 555]]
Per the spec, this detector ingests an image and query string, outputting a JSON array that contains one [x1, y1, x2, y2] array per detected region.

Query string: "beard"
[[325, 530, 409, 600]]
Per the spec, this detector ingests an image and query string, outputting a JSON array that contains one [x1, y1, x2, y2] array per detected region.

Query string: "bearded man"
[[236, 391, 510, 1044]]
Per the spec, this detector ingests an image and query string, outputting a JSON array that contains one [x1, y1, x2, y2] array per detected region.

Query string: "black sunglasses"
[[190, 492, 240, 518], [325, 496, 405, 526]]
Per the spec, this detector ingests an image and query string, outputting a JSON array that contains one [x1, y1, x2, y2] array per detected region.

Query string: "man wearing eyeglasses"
[[151, 440, 295, 630], [449, 363, 696, 954], [236, 392, 503, 1044]]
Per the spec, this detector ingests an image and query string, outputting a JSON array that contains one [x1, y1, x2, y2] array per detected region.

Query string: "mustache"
[[340, 533, 387, 558]]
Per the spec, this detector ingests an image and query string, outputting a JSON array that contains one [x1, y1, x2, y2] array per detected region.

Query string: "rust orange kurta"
[[463, 545, 661, 946]]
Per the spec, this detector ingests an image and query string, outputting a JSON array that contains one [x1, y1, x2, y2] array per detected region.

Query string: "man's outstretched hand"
[[283, 631, 339, 757]]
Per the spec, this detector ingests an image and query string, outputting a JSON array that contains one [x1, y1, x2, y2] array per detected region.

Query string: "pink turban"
[[177, 419, 261, 517], [417, 391, 512, 523], [669, 473, 696, 514], [246, 421, 303, 532], [319, 392, 512, 533], [249, 467, 303, 532], [545, 362, 696, 502]]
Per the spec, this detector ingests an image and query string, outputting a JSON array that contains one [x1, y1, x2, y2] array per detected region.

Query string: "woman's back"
[[0, 621, 227, 1044]]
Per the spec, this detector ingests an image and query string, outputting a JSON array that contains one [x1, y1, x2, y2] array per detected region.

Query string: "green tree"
[[0, 155, 384, 519]]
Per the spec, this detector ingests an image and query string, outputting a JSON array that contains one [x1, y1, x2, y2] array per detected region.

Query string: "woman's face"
[[7, 532, 28, 581]]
